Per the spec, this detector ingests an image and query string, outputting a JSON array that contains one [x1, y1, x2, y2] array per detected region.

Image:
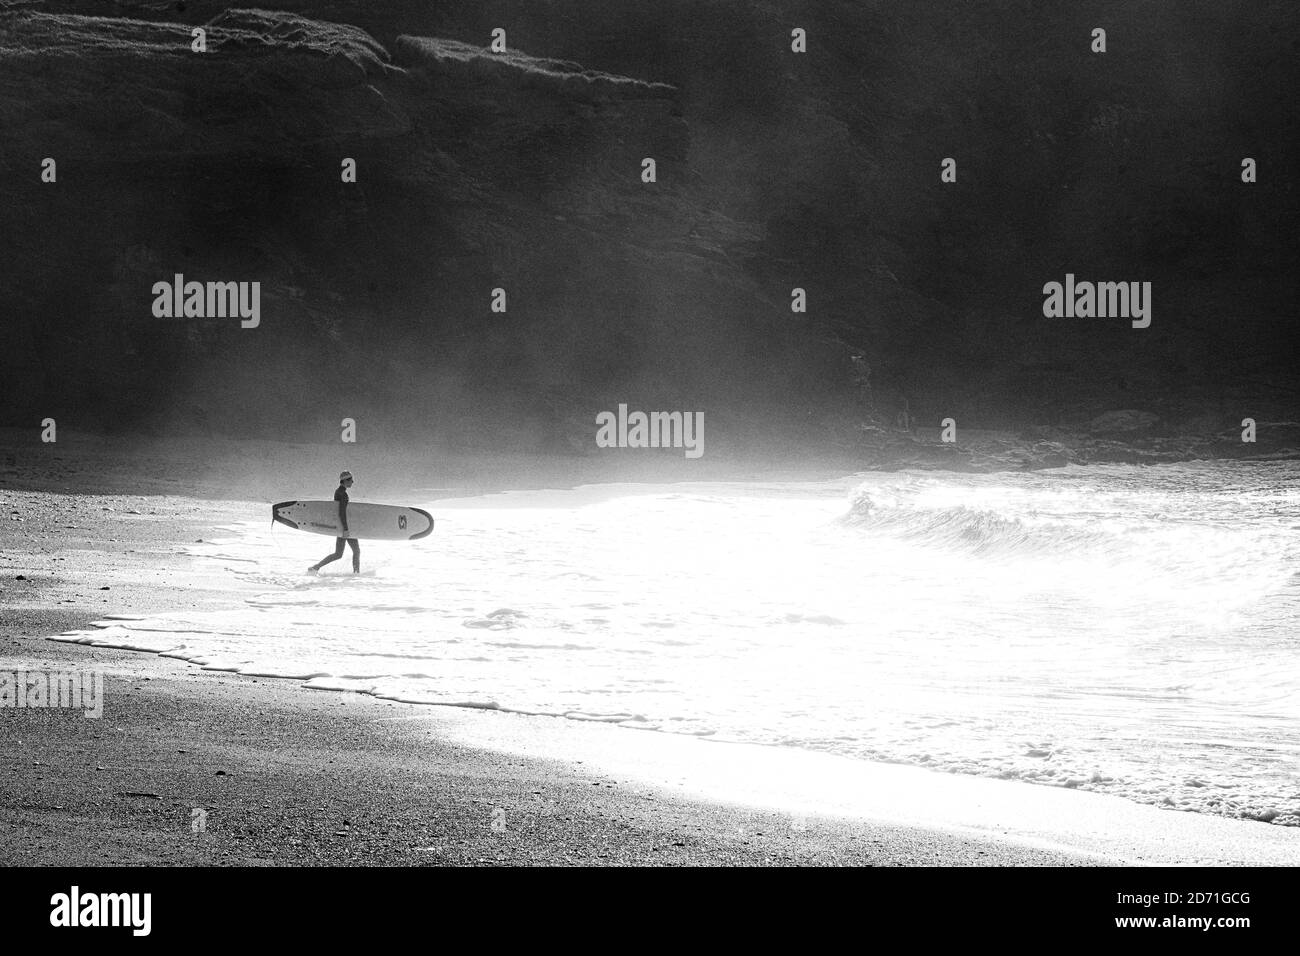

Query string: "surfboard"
[[271, 500, 434, 541]]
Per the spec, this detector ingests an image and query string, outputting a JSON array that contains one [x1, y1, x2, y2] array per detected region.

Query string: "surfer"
[[308, 471, 360, 574]]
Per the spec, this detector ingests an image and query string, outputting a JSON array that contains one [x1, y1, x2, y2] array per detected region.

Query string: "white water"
[[55, 462, 1300, 824]]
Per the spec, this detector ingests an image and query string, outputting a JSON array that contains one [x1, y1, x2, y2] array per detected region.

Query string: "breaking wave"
[[841, 490, 1126, 559]]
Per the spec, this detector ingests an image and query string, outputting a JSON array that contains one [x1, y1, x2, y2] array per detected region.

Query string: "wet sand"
[[4, 626, 1104, 866]]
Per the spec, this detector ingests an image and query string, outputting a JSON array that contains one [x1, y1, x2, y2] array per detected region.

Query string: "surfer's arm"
[[338, 498, 349, 536]]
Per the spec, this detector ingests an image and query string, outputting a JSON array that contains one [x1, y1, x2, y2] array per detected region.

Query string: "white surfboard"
[[272, 500, 434, 541]]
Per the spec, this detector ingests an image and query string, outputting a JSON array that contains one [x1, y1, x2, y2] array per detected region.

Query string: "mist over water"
[[57, 461, 1300, 823]]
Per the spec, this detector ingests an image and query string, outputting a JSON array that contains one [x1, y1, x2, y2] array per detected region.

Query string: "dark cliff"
[[2, 1, 1296, 462]]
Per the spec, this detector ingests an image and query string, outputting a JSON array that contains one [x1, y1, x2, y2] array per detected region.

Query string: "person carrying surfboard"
[[308, 471, 360, 574]]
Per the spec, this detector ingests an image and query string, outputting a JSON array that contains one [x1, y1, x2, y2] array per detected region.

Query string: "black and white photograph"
[[1, 0, 1296, 938]]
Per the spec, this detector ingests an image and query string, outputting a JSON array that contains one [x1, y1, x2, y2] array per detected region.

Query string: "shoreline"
[[9, 610, 1300, 866], [1, 623, 1101, 866], [3, 439, 1299, 865]]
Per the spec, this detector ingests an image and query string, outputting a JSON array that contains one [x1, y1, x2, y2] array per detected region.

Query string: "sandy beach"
[[3, 429, 1299, 867]]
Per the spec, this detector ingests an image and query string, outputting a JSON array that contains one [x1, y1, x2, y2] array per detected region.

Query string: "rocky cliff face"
[[1, 1, 1296, 462]]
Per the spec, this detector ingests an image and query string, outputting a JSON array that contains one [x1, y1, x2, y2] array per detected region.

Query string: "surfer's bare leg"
[[311, 537, 347, 572], [347, 537, 360, 573]]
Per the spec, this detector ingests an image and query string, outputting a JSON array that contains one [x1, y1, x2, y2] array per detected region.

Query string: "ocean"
[[54, 461, 1300, 825]]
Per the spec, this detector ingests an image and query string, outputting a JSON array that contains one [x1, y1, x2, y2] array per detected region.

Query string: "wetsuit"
[[311, 483, 360, 572]]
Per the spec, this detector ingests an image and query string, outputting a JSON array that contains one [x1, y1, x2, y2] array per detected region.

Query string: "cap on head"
[[340, 471, 353, 482]]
